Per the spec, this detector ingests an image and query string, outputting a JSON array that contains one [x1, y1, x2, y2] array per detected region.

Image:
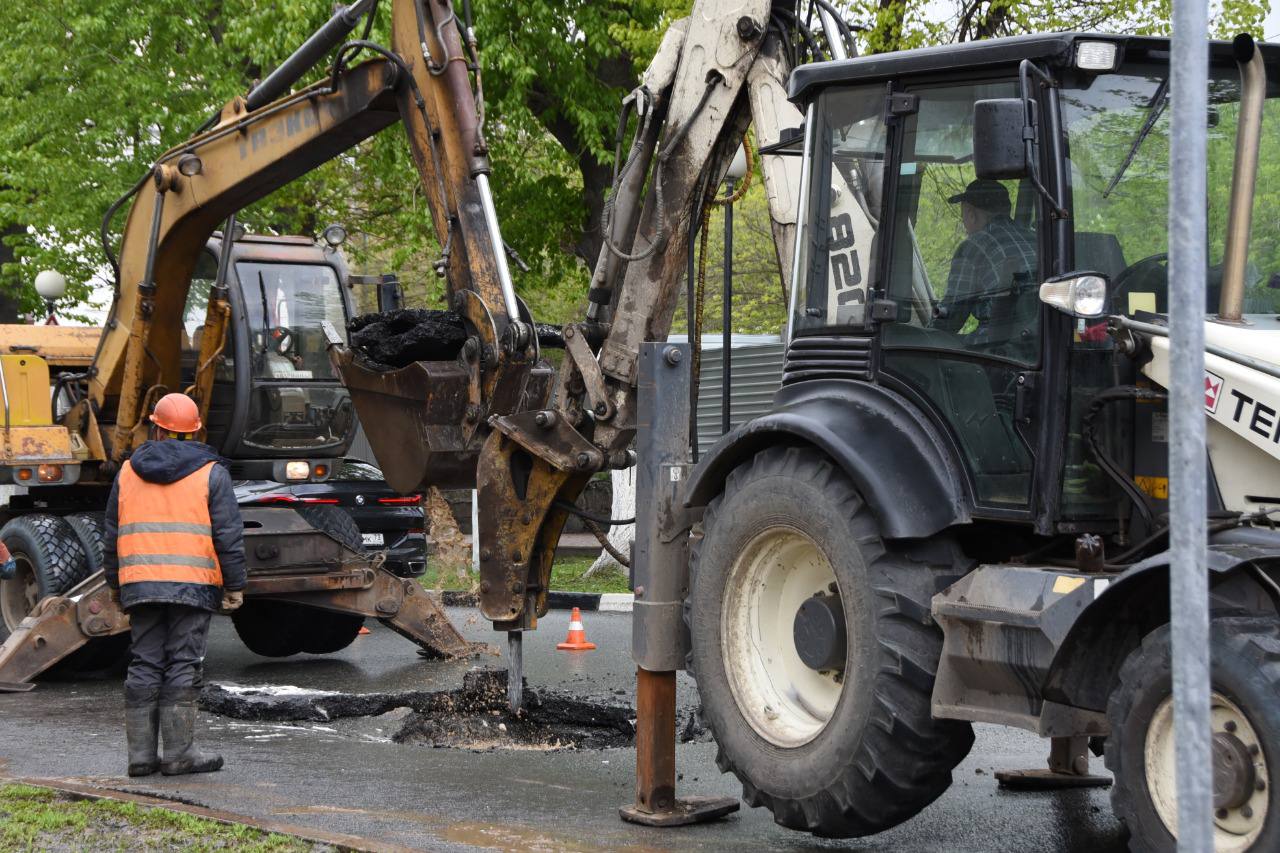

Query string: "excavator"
[[2, 0, 1278, 849]]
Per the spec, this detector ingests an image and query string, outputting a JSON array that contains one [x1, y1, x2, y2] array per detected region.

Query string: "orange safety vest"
[[116, 460, 223, 588]]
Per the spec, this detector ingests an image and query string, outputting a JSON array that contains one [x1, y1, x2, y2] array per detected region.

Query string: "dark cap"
[[947, 179, 1011, 214]]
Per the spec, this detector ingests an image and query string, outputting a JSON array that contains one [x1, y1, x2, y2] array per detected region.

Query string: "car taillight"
[[377, 494, 422, 505], [301, 497, 339, 504]]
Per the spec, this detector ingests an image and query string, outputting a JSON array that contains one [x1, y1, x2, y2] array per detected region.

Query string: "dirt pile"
[[348, 308, 468, 370], [347, 310, 567, 373]]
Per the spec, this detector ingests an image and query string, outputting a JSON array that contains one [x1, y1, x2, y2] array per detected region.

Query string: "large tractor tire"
[[65, 512, 107, 575], [232, 505, 366, 658], [0, 514, 90, 643], [1106, 616, 1280, 852], [686, 447, 974, 837]]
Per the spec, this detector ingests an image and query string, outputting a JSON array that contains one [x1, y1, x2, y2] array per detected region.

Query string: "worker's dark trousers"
[[124, 605, 212, 692]]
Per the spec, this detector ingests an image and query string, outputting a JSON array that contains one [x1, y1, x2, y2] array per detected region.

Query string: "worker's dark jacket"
[[103, 440, 246, 612]]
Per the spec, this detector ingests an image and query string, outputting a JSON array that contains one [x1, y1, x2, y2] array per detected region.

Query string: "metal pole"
[[620, 342, 737, 827], [722, 180, 734, 435], [1168, 0, 1213, 848]]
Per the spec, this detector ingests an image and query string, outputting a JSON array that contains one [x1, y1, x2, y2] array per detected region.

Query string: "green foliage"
[[0, 0, 1271, 329], [0, 783, 310, 851]]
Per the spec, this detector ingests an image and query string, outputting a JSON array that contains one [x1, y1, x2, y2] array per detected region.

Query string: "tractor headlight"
[[284, 461, 311, 481], [1040, 273, 1109, 318], [1076, 41, 1120, 72]]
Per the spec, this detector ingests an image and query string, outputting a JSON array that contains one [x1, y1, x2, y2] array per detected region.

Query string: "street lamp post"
[[34, 270, 66, 325]]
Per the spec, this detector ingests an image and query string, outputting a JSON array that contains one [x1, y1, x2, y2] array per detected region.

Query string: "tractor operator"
[[933, 179, 1038, 337], [103, 392, 247, 777]]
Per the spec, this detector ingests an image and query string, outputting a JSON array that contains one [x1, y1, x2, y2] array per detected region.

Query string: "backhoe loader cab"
[[684, 33, 1280, 849]]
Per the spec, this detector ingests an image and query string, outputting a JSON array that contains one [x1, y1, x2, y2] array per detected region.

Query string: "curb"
[[2, 775, 406, 853], [439, 590, 634, 613]]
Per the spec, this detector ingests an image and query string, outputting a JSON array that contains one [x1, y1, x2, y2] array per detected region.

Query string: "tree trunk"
[[0, 223, 28, 323], [585, 467, 635, 577]]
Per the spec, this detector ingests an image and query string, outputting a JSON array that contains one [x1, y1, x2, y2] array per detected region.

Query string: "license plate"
[[361, 533, 385, 546]]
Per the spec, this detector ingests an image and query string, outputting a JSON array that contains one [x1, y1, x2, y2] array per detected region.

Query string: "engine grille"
[[782, 335, 873, 385]]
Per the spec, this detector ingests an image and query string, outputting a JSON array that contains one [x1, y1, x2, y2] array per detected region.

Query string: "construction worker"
[[103, 393, 246, 777]]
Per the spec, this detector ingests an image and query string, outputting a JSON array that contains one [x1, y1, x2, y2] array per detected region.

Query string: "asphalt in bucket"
[[200, 668, 710, 752]]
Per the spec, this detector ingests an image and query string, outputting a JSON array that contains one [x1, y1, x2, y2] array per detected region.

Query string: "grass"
[[0, 784, 314, 852], [420, 554, 631, 595]]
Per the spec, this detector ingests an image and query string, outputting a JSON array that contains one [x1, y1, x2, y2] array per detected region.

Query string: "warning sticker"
[[1205, 370, 1224, 413], [1135, 475, 1169, 499], [1151, 411, 1168, 443]]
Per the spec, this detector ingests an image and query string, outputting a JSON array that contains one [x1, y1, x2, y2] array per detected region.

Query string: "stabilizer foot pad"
[[0, 681, 37, 693], [995, 769, 1112, 789], [619, 796, 739, 827]]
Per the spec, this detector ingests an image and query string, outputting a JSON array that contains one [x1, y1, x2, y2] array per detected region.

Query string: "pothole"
[[201, 669, 709, 752]]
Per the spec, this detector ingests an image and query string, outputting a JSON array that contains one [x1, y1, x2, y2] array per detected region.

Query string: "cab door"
[[876, 77, 1047, 514]]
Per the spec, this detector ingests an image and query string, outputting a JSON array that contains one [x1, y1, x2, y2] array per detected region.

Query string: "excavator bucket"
[[330, 344, 480, 493]]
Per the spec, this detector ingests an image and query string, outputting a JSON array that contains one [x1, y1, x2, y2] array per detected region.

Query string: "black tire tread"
[[65, 512, 107, 577], [685, 446, 973, 837], [3, 514, 91, 595], [293, 504, 363, 553]]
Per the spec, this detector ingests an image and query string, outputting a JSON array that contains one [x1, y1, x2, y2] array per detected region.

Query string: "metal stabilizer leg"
[[995, 736, 1112, 790], [620, 343, 738, 827], [0, 573, 128, 691]]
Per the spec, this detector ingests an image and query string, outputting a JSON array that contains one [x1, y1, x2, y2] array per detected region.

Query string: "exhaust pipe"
[[1219, 33, 1266, 323]]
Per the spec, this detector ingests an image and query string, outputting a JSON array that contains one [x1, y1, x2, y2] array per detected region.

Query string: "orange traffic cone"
[[556, 607, 596, 651], [358, 626, 371, 636]]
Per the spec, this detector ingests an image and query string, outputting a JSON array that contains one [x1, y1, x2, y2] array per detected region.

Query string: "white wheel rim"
[[1144, 691, 1269, 851], [721, 525, 844, 748]]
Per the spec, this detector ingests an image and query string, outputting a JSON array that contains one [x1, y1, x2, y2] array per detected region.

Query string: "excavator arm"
[[84, 0, 529, 469], [466, 0, 811, 633]]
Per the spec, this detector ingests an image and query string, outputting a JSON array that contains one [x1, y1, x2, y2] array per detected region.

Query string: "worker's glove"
[[0, 558, 14, 581], [220, 590, 244, 614]]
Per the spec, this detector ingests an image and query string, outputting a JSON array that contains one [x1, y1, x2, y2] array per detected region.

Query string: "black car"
[[234, 458, 426, 577]]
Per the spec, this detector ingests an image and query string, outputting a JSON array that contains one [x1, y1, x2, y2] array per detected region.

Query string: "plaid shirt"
[[935, 215, 1038, 333]]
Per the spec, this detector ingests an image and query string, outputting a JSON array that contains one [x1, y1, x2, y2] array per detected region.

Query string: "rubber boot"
[[124, 687, 160, 777], [159, 686, 223, 775]]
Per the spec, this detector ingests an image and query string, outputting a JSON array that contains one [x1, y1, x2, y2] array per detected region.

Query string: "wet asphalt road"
[[0, 607, 1128, 851]]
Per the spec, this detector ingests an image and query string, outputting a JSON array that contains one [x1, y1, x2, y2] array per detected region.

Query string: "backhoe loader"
[[329, 4, 1280, 849]]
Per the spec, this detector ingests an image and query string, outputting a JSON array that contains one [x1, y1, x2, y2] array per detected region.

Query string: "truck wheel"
[[231, 600, 306, 657], [0, 514, 90, 642], [686, 446, 973, 837], [1106, 617, 1280, 852], [300, 611, 365, 654], [65, 513, 107, 575]]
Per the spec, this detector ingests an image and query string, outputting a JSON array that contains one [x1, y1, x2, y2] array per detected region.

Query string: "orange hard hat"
[[150, 393, 202, 434]]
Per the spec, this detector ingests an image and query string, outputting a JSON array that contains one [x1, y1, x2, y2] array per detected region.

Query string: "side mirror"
[[973, 99, 1028, 180], [1040, 272, 1109, 318]]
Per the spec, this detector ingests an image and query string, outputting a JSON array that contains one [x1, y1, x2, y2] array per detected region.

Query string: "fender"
[[1043, 540, 1280, 712], [685, 378, 972, 539]]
